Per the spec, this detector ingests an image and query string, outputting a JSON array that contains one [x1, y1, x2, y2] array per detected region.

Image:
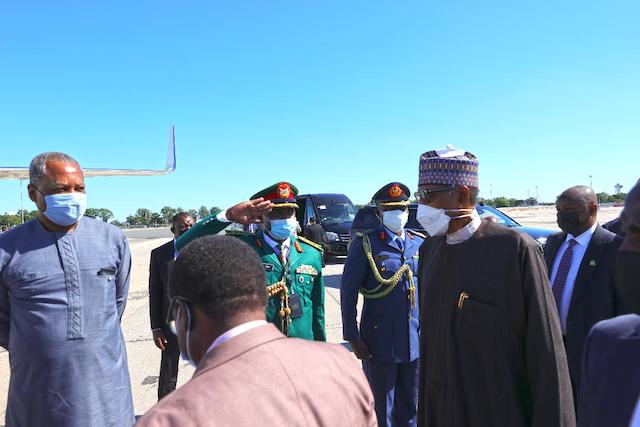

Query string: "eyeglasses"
[[380, 205, 408, 212], [414, 187, 457, 203], [166, 296, 190, 331]]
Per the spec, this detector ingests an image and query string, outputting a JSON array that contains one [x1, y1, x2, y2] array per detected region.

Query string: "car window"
[[314, 196, 357, 224], [475, 205, 518, 227]]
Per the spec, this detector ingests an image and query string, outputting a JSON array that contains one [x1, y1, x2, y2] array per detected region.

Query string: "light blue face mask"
[[43, 192, 87, 226], [268, 217, 298, 241]]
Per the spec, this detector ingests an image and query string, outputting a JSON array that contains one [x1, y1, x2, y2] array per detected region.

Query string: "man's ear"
[[170, 226, 175, 234], [27, 183, 38, 203]]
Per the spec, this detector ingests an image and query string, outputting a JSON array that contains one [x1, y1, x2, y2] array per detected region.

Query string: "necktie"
[[278, 244, 287, 266], [552, 239, 578, 315], [397, 236, 404, 252]]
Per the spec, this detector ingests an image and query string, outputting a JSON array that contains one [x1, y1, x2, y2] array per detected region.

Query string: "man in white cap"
[[415, 146, 575, 426]]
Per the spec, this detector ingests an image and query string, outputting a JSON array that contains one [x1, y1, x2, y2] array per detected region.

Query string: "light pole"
[[19, 179, 25, 223], [589, 175, 593, 189]]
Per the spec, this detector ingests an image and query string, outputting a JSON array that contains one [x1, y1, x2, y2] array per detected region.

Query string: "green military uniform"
[[175, 182, 326, 341]]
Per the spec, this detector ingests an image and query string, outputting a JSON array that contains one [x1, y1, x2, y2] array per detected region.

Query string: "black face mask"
[[615, 251, 640, 315], [557, 211, 585, 235]]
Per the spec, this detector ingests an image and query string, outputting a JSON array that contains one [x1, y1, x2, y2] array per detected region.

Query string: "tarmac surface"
[[0, 206, 623, 423]]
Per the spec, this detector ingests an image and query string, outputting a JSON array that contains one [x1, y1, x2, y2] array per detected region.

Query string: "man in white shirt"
[[544, 185, 622, 402], [136, 235, 376, 427]]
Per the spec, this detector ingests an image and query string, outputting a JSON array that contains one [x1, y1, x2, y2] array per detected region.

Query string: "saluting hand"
[[226, 198, 273, 225], [153, 330, 168, 351], [349, 340, 373, 360]]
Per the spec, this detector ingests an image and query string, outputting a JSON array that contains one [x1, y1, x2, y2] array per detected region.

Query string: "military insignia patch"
[[388, 184, 402, 198], [277, 183, 291, 198], [295, 265, 318, 276]]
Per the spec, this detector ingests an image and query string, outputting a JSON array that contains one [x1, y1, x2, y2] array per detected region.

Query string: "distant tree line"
[[479, 197, 542, 208], [1, 205, 222, 229], [0, 210, 38, 228], [479, 192, 627, 208], [124, 205, 222, 227], [595, 192, 627, 204]]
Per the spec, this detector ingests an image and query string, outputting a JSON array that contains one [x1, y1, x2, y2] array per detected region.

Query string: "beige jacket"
[[136, 324, 376, 427]]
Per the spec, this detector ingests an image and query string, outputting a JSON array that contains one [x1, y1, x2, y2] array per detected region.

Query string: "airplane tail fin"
[[165, 125, 176, 171]]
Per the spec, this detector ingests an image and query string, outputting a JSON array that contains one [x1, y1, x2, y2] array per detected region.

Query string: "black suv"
[[296, 193, 358, 257], [350, 203, 555, 246]]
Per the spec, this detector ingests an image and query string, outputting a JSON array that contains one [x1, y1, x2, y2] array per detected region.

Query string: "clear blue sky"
[[1, 1, 638, 220]]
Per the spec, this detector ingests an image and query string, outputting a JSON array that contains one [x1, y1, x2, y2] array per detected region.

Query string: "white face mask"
[[174, 304, 197, 368], [416, 204, 475, 237], [382, 210, 409, 234]]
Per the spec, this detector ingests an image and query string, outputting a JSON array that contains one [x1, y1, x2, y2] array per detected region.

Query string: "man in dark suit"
[[306, 217, 323, 245], [579, 314, 640, 427], [544, 185, 623, 402], [579, 182, 640, 426], [149, 212, 194, 400]]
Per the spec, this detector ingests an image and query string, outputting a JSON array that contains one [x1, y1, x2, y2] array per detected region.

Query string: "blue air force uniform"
[[341, 183, 423, 427]]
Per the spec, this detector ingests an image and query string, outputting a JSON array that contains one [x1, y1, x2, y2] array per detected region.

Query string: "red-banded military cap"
[[371, 182, 411, 207], [251, 182, 299, 208]]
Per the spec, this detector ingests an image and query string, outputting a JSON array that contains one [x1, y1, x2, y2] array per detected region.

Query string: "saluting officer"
[[176, 182, 325, 342], [341, 182, 424, 427]]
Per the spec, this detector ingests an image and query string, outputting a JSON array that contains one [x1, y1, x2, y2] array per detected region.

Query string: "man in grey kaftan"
[[0, 151, 135, 426]]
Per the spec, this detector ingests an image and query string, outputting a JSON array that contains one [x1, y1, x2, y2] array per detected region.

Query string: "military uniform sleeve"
[[175, 213, 231, 252], [521, 239, 576, 426], [312, 262, 326, 341], [148, 249, 164, 331], [116, 234, 132, 321], [340, 236, 368, 342]]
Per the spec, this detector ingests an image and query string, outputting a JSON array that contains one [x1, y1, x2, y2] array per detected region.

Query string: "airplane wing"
[[0, 126, 176, 180]]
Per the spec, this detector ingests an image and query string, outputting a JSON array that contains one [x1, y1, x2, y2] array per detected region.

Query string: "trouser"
[[363, 359, 419, 427], [158, 331, 180, 400]]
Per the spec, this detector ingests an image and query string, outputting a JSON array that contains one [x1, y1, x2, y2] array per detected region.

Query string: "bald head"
[[558, 186, 598, 207], [556, 185, 598, 236]]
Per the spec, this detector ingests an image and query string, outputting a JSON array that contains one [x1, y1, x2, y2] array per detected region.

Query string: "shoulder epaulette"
[[355, 229, 378, 238], [296, 236, 323, 252], [406, 229, 426, 239]]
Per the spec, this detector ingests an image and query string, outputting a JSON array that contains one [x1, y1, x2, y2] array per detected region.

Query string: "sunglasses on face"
[[380, 206, 408, 212], [414, 187, 457, 203]]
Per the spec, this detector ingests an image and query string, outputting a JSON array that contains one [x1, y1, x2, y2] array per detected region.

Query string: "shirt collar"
[[384, 226, 405, 242], [263, 232, 291, 252], [446, 210, 482, 245], [565, 222, 597, 247], [207, 320, 268, 353]]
